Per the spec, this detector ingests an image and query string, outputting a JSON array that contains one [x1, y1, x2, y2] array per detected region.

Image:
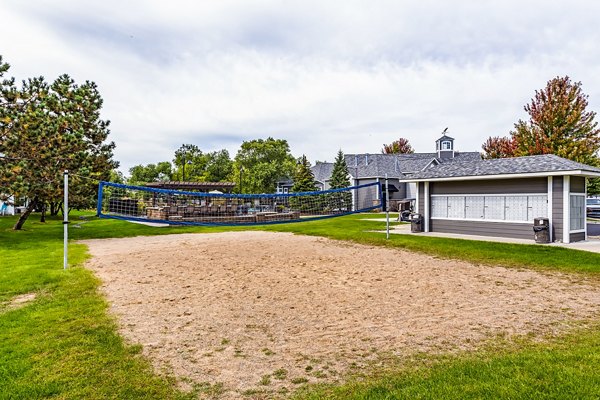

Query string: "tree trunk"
[[40, 203, 46, 223], [49, 201, 62, 216], [13, 197, 37, 230]]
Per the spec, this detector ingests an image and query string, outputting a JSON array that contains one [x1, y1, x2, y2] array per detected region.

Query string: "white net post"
[[63, 170, 69, 270]]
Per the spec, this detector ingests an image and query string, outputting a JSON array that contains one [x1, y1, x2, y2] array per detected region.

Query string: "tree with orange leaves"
[[483, 76, 600, 165]]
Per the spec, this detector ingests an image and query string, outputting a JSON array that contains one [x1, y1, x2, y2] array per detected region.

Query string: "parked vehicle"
[[587, 198, 600, 218]]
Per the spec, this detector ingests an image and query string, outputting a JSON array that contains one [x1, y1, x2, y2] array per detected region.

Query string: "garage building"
[[402, 154, 600, 243]]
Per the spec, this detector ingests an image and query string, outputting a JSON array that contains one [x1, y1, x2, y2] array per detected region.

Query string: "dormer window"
[[441, 141, 452, 150]]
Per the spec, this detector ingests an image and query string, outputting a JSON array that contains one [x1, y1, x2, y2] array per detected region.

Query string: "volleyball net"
[[96, 181, 382, 226]]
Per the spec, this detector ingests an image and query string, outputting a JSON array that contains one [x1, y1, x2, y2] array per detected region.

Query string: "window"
[[465, 196, 484, 219], [484, 196, 504, 220], [431, 196, 447, 218], [431, 194, 547, 222], [528, 195, 547, 221], [441, 141, 452, 150], [570, 194, 585, 231], [447, 196, 465, 219], [505, 196, 528, 221]]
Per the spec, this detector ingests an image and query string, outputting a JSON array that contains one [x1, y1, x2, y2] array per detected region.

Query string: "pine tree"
[[290, 155, 316, 212], [329, 149, 350, 189], [292, 155, 316, 192], [0, 57, 118, 230], [327, 150, 352, 211]]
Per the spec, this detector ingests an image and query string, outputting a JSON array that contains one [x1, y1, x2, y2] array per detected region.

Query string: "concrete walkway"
[[389, 222, 600, 254]]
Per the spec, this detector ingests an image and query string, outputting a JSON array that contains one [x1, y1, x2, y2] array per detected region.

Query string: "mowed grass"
[[1, 212, 600, 399]]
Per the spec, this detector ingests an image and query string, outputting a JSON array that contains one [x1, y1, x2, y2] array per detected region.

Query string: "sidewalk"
[[389, 223, 600, 254]]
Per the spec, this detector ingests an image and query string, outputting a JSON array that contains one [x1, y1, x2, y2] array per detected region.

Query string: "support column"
[[547, 176, 553, 242], [415, 182, 420, 214], [424, 181, 430, 232], [563, 175, 570, 244]]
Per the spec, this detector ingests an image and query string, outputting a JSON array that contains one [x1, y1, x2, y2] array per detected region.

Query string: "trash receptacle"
[[533, 217, 550, 243], [411, 213, 423, 233]]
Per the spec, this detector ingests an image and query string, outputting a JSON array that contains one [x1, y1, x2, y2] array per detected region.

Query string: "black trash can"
[[411, 213, 423, 233], [533, 217, 550, 243]]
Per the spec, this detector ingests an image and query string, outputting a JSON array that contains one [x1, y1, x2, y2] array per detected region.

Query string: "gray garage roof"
[[402, 154, 600, 181]]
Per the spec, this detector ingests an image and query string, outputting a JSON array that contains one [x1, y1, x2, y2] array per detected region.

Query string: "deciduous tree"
[[173, 144, 204, 181], [481, 136, 517, 159], [481, 76, 600, 193], [382, 138, 414, 154], [203, 149, 233, 182], [483, 76, 600, 162], [233, 137, 295, 194], [128, 162, 172, 185]]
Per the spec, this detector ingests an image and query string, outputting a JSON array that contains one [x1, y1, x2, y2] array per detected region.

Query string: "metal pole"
[[240, 166, 244, 194], [63, 170, 69, 270], [385, 173, 390, 239]]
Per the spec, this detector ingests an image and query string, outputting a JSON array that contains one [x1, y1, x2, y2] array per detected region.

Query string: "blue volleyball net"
[[96, 181, 382, 226]]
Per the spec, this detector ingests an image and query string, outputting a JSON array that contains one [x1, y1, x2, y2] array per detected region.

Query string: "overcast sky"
[[2, 1, 600, 173]]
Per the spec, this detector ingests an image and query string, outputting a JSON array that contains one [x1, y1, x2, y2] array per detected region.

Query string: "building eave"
[[400, 170, 600, 183]]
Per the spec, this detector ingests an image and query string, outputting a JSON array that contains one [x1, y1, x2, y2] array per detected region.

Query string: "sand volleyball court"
[[83, 231, 600, 398]]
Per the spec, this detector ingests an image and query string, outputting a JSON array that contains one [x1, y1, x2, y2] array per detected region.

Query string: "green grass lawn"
[[1, 212, 600, 399]]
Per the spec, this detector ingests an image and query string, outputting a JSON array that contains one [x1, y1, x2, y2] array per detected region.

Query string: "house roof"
[[312, 162, 335, 183], [396, 156, 438, 173], [344, 154, 405, 179], [310, 151, 482, 181], [401, 154, 600, 182], [397, 151, 481, 164], [436, 134, 455, 142]]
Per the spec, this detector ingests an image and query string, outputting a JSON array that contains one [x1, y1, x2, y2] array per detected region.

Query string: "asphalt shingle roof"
[[403, 154, 600, 180], [311, 162, 335, 183], [344, 154, 405, 178], [310, 151, 483, 181]]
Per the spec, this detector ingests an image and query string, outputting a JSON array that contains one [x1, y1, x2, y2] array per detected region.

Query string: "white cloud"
[[2, 0, 600, 172]]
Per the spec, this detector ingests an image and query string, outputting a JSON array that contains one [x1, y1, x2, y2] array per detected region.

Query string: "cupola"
[[435, 129, 454, 160]]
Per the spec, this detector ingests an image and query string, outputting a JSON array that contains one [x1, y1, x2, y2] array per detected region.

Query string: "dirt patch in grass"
[[82, 232, 600, 399], [1, 292, 37, 313]]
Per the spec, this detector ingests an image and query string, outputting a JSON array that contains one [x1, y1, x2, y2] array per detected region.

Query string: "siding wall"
[[552, 177, 564, 242], [387, 179, 406, 200], [429, 220, 533, 239], [420, 175, 590, 242], [417, 182, 425, 214], [427, 177, 547, 240], [571, 232, 586, 242], [430, 177, 547, 195], [354, 178, 381, 210]]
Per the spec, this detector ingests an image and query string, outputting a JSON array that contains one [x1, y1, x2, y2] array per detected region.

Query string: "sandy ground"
[[82, 232, 600, 399]]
